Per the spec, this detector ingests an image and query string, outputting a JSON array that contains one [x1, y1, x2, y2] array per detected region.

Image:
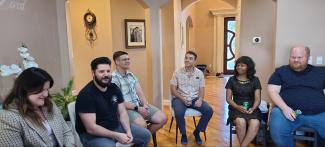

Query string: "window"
[[224, 17, 236, 74]]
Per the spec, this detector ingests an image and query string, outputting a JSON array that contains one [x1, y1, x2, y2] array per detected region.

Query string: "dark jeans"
[[80, 123, 151, 147], [172, 98, 213, 135]]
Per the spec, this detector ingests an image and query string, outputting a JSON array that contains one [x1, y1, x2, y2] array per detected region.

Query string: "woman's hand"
[[247, 108, 255, 114], [235, 105, 247, 113]]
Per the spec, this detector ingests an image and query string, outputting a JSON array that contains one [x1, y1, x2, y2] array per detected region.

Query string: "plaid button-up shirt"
[[112, 71, 141, 106]]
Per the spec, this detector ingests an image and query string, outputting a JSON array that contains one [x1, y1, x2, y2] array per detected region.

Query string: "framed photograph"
[[124, 19, 146, 48]]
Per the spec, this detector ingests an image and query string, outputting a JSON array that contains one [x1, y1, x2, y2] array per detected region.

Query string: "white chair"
[[168, 96, 207, 144], [67, 101, 132, 147]]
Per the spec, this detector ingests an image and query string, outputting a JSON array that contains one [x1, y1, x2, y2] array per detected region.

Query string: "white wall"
[[275, 0, 325, 67]]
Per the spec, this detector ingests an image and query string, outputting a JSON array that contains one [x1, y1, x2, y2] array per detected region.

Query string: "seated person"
[[75, 57, 151, 147], [225, 56, 261, 147], [268, 45, 325, 147], [0, 67, 75, 146], [112, 51, 167, 133], [170, 51, 214, 145]]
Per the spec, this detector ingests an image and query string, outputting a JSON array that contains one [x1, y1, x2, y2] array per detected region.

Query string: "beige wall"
[[275, 0, 325, 67], [0, 0, 67, 100], [193, 0, 237, 73], [240, 0, 276, 101], [68, 0, 113, 92], [161, 1, 175, 102], [110, 0, 152, 101]]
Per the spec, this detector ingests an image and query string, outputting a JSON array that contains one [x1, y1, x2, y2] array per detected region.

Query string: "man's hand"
[[282, 106, 296, 121], [138, 107, 150, 117], [115, 132, 132, 144], [125, 131, 133, 144], [182, 97, 192, 106], [194, 99, 203, 107]]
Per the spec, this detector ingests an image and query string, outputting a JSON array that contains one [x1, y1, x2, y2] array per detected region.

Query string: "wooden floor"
[[148, 76, 308, 147], [149, 76, 236, 147]]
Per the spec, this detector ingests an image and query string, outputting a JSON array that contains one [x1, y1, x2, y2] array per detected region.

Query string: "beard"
[[289, 61, 307, 72], [94, 75, 111, 88]]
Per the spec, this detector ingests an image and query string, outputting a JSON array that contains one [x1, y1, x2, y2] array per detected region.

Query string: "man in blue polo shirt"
[[268, 45, 325, 147]]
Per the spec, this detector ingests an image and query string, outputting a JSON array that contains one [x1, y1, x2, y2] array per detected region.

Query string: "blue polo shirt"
[[268, 65, 325, 115]]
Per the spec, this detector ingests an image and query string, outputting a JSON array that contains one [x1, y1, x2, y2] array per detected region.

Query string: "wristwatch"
[[134, 106, 138, 112]]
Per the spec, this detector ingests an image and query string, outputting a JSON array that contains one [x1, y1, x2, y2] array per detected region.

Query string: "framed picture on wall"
[[124, 19, 146, 48]]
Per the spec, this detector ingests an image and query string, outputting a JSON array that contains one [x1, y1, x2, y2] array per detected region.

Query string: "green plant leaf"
[[52, 79, 77, 120]]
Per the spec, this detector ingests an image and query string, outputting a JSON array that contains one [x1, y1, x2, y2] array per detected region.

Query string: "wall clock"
[[84, 9, 97, 47]]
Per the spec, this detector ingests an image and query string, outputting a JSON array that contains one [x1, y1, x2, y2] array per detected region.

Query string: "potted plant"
[[52, 80, 77, 120]]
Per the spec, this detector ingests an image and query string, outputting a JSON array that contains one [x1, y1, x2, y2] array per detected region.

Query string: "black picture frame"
[[124, 19, 146, 49]]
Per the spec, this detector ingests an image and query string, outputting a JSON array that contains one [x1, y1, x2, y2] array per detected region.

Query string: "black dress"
[[225, 76, 261, 122]]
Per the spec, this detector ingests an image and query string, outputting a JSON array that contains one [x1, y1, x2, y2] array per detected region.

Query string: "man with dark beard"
[[75, 57, 151, 147], [268, 45, 325, 147]]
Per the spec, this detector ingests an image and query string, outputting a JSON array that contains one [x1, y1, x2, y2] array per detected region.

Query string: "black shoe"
[[181, 134, 188, 145], [193, 129, 202, 145]]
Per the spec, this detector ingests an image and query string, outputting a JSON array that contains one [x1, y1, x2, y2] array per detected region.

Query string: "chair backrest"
[[68, 101, 76, 127]]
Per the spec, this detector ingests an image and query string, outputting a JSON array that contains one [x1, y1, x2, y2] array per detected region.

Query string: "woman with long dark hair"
[[0, 67, 75, 146], [225, 56, 261, 147]]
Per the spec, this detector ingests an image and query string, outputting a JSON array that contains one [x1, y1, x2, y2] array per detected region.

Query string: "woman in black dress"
[[226, 56, 261, 147]]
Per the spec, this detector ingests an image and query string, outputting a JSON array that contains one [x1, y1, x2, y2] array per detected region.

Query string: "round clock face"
[[86, 14, 93, 23]]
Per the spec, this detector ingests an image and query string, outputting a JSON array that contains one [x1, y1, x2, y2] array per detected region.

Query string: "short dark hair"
[[185, 51, 197, 60], [113, 51, 128, 63], [91, 57, 111, 71], [234, 56, 256, 80], [3, 67, 54, 125]]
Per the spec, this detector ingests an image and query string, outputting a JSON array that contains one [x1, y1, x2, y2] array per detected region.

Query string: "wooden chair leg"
[[152, 132, 157, 147], [193, 116, 197, 127], [176, 124, 178, 144], [169, 117, 174, 132]]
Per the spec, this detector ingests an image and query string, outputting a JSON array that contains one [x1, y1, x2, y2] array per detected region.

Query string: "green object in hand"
[[243, 102, 250, 111], [294, 109, 302, 116]]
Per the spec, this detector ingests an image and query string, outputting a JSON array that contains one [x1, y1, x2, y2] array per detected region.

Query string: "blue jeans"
[[172, 98, 213, 134], [270, 107, 325, 147], [80, 123, 151, 147]]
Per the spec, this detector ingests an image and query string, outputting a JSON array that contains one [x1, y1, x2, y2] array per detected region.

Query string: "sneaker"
[[193, 130, 202, 145], [181, 134, 188, 145]]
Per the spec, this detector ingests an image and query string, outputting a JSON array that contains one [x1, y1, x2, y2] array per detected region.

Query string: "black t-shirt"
[[75, 81, 124, 135]]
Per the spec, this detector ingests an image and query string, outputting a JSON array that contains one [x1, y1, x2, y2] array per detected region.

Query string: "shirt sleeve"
[[111, 74, 121, 88], [113, 84, 124, 104], [225, 77, 234, 89], [76, 91, 96, 113], [170, 70, 178, 86], [268, 68, 282, 85], [199, 71, 205, 87], [131, 73, 139, 84], [254, 77, 262, 90]]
